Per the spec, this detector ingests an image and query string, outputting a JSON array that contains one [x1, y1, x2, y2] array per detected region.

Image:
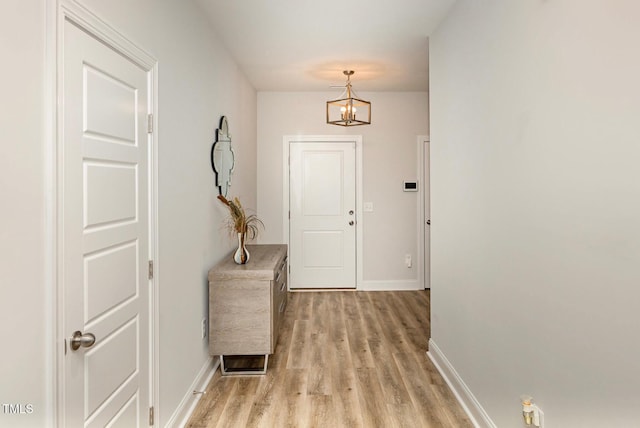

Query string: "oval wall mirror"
[[211, 116, 235, 197]]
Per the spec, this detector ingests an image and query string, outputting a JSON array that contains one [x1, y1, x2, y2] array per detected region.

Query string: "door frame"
[[417, 135, 430, 289], [282, 135, 363, 290], [50, 2, 159, 425]]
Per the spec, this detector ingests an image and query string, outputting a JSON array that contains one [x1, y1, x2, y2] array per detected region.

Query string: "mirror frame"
[[210, 116, 235, 197]]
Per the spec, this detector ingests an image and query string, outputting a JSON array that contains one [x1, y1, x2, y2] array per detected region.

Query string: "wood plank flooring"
[[186, 291, 473, 428]]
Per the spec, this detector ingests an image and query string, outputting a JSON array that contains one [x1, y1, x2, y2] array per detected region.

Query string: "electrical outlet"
[[521, 395, 544, 428], [405, 254, 412, 268], [201, 318, 207, 339]]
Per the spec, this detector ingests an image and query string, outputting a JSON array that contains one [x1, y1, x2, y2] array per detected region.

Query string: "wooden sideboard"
[[208, 244, 288, 375]]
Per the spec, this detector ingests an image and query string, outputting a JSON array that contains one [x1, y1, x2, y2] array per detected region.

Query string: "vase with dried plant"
[[217, 195, 263, 264]]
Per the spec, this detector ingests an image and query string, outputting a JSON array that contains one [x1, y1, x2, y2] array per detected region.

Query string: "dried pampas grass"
[[217, 195, 263, 240]]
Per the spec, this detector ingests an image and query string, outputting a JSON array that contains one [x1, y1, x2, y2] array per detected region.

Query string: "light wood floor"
[[186, 291, 473, 428]]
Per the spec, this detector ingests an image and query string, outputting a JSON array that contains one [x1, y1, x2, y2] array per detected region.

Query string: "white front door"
[[289, 142, 357, 288], [61, 18, 152, 427]]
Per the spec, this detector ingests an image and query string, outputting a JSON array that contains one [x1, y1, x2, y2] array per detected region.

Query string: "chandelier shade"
[[326, 70, 371, 126]]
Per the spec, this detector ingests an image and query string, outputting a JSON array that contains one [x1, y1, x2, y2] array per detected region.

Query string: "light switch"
[[364, 202, 374, 212]]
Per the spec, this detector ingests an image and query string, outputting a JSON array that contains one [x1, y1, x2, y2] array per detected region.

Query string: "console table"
[[208, 244, 288, 375]]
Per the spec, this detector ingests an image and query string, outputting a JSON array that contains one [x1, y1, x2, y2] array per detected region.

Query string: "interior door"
[[62, 19, 151, 427], [423, 140, 431, 289], [289, 142, 356, 288]]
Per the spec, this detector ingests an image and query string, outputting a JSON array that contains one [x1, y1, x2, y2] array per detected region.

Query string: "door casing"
[[282, 135, 363, 290], [51, 2, 159, 425]]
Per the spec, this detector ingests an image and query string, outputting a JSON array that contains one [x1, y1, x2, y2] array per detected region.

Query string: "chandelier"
[[326, 70, 371, 126]]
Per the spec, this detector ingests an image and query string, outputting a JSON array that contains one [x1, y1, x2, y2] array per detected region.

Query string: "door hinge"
[[147, 114, 153, 134], [149, 406, 154, 425], [288, 210, 290, 219], [148, 260, 154, 280]]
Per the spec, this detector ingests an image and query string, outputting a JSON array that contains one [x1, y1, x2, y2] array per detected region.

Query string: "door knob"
[[426, 219, 431, 225], [348, 220, 355, 226], [348, 210, 354, 215], [70, 331, 96, 351]]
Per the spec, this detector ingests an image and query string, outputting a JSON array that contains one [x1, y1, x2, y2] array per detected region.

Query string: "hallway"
[[187, 291, 472, 427]]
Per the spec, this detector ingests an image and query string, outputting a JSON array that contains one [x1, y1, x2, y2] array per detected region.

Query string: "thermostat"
[[403, 181, 418, 192]]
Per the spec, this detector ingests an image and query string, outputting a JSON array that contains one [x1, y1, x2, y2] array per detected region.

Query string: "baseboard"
[[166, 356, 219, 428], [359, 279, 423, 291], [427, 339, 496, 428]]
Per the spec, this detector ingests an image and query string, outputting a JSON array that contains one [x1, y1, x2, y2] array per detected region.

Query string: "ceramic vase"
[[233, 232, 250, 264]]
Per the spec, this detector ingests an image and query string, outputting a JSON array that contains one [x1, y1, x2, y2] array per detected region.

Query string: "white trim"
[[360, 279, 423, 291], [60, 1, 156, 69], [54, 2, 159, 426], [417, 135, 430, 289], [45, 1, 58, 425], [149, 62, 161, 428], [417, 137, 425, 289], [427, 339, 496, 428], [167, 357, 219, 428], [282, 135, 364, 290]]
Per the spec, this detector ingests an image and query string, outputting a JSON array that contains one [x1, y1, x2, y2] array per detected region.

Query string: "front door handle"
[[70, 331, 96, 351], [348, 220, 355, 226]]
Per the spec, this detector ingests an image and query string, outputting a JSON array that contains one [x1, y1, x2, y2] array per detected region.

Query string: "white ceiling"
[[194, 0, 457, 92]]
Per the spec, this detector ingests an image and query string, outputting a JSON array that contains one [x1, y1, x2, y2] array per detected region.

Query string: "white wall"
[[430, 1, 640, 426], [0, 1, 49, 427], [257, 92, 429, 287], [0, 0, 257, 426]]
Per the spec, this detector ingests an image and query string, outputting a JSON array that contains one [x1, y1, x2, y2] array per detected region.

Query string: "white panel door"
[[62, 19, 151, 427], [290, 142, 356, 288], [423, 140, 431, 289]]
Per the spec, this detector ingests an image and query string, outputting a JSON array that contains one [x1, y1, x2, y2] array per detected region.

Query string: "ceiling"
[[194, 0, 457, 92]]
